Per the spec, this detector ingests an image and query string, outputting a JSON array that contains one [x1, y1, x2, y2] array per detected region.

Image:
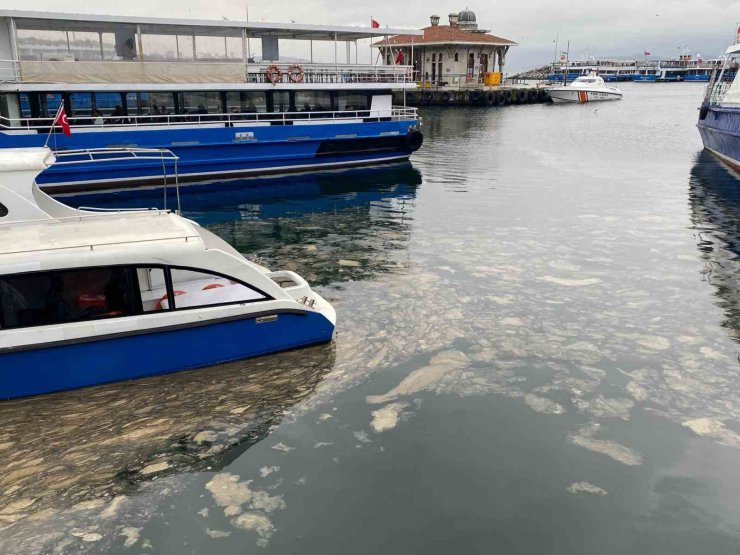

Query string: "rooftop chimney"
[[430, 15, 440, 26], [448, 13, 459, 27]]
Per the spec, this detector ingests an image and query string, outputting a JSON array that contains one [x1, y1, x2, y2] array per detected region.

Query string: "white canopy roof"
[[727, 43, 740, 55], [0, 10, 422, 41]]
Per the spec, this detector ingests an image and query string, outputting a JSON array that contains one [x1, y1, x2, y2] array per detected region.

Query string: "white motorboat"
[[0, 147, 336, 400], [547, 73, 623, 104]]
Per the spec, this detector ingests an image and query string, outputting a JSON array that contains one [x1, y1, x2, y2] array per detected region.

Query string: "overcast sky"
[[5, 0, 739, 72]]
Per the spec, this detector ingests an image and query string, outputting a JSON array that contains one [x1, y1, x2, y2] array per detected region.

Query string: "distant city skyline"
[[2, 0, 737, 72]]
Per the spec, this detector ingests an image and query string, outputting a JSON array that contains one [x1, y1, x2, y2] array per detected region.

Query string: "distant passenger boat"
[[0, 147, 336, 400], [0, 11, 424, 194], [698, 42, 740, 172], [547, 73, 623, 103], [547, 59, 636, 83]]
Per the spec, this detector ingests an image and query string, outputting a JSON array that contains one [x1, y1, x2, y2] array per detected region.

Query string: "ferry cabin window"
[[272, 91, 294, 113], [43, 94, 63, 118], [225, 92, 267, 114], [295, 92, 332, 113], [131, 92, 176, 116], [0, 268, 145, 330], [178, 92, 221, 115], [338, 93, 369, 111], [19, 94, 32, 118], [17, 29, 68, 61], [94, 92, 125, 116], [0, 202, 7, 217], [163, 268, 267, 310], [70, 92, 93, 117]]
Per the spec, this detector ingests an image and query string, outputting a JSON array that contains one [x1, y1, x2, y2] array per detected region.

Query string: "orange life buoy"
[[202, 283, 225, 290], [156, 290, 186, 310], [265, 64, 282, 84], [287, 64, 305, 84]]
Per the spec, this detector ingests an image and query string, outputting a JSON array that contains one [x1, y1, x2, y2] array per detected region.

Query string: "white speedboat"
[[0, 147, 336, 400], [547, 74, 623, 104]]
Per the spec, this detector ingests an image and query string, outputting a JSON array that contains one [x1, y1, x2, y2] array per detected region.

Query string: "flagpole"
[[44, 102, 63, 148]]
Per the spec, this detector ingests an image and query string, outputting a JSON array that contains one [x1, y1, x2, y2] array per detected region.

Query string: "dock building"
[[374, 9, 517, 87]]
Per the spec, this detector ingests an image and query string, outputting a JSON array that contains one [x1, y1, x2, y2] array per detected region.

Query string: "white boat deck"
[[0, 210, 201, 257]]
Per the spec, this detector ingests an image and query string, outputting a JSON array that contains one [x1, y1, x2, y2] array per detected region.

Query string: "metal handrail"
[[0, 106, 418, 131]]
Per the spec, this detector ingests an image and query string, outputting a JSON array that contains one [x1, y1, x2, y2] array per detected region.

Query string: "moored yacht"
[[546, 73, 622, 103], [0, 11, 423, 194], [698, 42, 740, 172], [0, 147, 336, 399]]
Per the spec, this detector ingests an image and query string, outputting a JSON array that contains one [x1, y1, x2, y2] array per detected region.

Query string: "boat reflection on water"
[[689, 151, 740, 339], [0, 343, 335, 553], [65, 163, 423, 286]]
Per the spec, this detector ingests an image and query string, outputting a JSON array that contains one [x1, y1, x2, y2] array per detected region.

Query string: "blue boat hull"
[[0, 310, 334, 400], [633, 75, 658, 82], [0, 120, 421, 193], [698, 104, 740, 172]]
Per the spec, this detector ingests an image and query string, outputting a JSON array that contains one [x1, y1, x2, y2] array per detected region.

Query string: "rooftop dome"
[[458, 8, 476, 23]]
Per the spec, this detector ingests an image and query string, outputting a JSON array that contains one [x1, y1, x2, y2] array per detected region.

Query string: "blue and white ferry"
[[0, 11, 423, 194], [698, 42, 740, 172], [547, 59, 636, 83], [0, 146, 336, 399]]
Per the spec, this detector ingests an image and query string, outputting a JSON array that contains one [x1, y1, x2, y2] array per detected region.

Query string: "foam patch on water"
[[538, 276, 602, 286], [370, 403, 409, 433], [231, 512, 275, 547], [567, 482, 607, 496], [568, 424, 643, 466], [683, 418, 740, 448], [524, 394, 566, 415], [366, 351, 470, 404]]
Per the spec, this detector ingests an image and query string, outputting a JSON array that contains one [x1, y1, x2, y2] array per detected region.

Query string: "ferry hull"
[[0, 310, 335, 400], [0, 120, 422, 193], [698, 104, 740, 172]]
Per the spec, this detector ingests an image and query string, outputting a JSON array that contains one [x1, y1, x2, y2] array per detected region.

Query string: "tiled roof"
[[373, 25, 516, 47]]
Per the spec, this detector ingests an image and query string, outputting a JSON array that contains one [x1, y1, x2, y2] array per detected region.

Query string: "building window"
[[454, 53, 459, 62], [432, 53, 436, 62]]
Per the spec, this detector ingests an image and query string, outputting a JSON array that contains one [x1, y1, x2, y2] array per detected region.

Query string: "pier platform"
[[395, 86, 551, 107]]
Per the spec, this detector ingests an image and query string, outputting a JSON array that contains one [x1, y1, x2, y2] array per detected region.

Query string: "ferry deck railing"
[[52, 148, 182, 213], [0, 106, 418, 131], [247, 63, 413, 84], [0, 58, 413, 85]]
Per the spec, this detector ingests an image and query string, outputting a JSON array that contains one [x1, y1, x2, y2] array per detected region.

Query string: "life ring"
[[699, 105, 709, 121], [156, 290, 186, 310], [287, 64, 304, 84], [469, 90, 483, 104], [202, 283, 225, 290], [265, 65, 282, 84], [440, 91, 451, 103], [405, 130, 424, 152]]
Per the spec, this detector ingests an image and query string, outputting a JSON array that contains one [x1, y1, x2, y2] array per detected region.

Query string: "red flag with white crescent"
[[54, 106, 71, 136], [371, 18, 380, 28]]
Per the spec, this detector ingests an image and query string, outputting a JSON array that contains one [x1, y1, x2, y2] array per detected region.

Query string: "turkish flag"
[[55, 106, 71, 136], [395, 50, 404, 64], [371, 18, 380, 28]]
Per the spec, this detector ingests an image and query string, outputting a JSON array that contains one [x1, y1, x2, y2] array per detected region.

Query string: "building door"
[[437, 52, 443, 84], [431, 53, 436, 82], [467, 53, 475, 81]]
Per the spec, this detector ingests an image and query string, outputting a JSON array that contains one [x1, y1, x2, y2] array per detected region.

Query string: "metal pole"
[[136, 25, 143, 62]]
